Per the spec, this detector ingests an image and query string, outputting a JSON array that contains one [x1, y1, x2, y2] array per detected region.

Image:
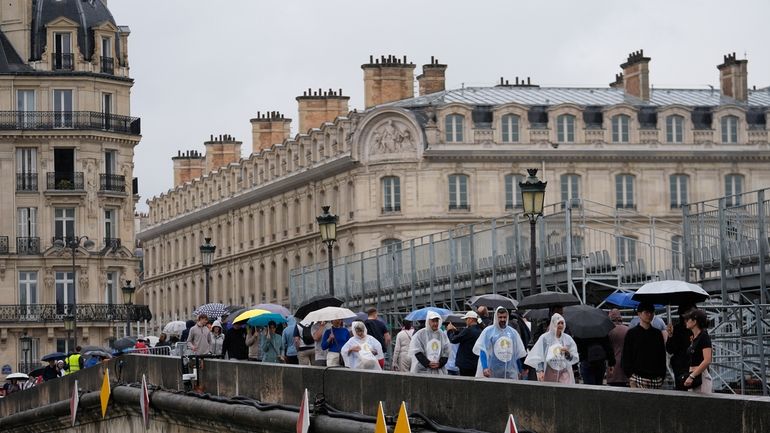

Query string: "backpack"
[[299, 324, 315, 345]]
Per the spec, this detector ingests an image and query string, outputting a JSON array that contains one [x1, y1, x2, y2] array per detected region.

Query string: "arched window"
[[615, 174, 635, 209], [725, 174, 744, 206], [445, 114, 464, 142], [504, 174, 523, 210], [721, 115, 739, 143], [501, 114, 520, 143], [556, 114, 575, 143], [381, 176, 401, 213], [611, 114, 630, 143], [666, 115, 684, 143], [448, 174, 469, 210]]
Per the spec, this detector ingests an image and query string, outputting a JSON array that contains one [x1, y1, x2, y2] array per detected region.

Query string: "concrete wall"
[[3, 355, 770, 433]]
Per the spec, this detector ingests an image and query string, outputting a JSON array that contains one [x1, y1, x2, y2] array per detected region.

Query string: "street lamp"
[[19, 334, 31, 373], [316, 206, 338, 297], [53, 236, 95, 347], [63, 315, 75, 351], [520, 168, 547, 294], [199, 238, 216, 304], [122, 280, 136, 337]]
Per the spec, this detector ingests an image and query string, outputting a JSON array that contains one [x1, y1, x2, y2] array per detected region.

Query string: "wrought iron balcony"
[[104, 237, 122, 250], [46, 172, 84, 190], [16, 173, 38, 191], [0, 236, 8, 254], [0, 111, 141, 135], [16, 237, 40, 255], [52, 52, 74, 71], [0, 304, 153, 323], [99, 173, 126, 192], [100, 56, 114, 74], [18, 362, 41, 374]]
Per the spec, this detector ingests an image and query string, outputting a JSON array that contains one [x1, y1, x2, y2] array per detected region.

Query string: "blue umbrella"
[[246, 312, 287, 328], [41, 352, 68, 361], [404, 306, 452, 322], [604, 292, 664, 310]]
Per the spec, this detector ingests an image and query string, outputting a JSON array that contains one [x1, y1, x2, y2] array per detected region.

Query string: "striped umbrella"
[[193, 303, 228, 319]]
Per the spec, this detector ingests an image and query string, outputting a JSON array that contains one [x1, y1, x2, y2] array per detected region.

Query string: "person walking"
[[525, 313, 579, 383], [245, 325, 263, 361], [622, 303, 667, 389], [282, 317, 299, 364], [391, 320, 414, 372], [666, 303, 695, 390], [606, 309, 630, 387], [682, 309, 713, 393], [187, 314, 212, 355], [446, 311, 483, 377], [474, 307, 528, 379], [409, 311, 451, 375], [574, 335, 615, 385], [210, 320, 225, 357], [294, 321, 316, 365], [222, 322, 249, 360], [260, 321, 284, 363], [364, 307, 391, 367], [321, 319, 350, 367]]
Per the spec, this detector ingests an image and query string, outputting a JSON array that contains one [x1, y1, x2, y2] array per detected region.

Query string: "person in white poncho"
[[340, 321, 383, 370], [524, 313, 579, 384], [409, 311, 451, 374], [472, 306, 528, 379]]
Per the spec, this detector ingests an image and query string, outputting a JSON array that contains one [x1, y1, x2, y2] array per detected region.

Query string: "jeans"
[[580, 361, 606, 385]]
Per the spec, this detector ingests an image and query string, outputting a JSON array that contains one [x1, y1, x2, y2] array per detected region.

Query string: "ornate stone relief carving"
[[369, 119, 416, 156]]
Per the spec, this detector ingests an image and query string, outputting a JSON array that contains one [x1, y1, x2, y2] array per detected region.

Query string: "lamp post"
[[122, 280, 136, 337], [19, 334, 31, 373], [199, 238, 216, 304], [53, 236, 95, 348], [316, 206, 339, 297], [520, 168, 547, 294], [63, 315, 75, 351]]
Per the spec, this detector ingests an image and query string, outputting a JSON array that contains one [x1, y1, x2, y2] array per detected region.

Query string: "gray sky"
[[107, 0, 770, 212]]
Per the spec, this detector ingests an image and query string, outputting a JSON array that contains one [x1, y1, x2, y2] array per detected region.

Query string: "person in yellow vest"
[[65, 346, 83, 375]]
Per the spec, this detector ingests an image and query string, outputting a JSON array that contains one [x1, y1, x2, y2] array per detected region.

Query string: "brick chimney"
[[417, 56, 447, 96], [717, 52, 748, 102], [362, 55, 416, 108], [609, 72, 624, 89], [250, 111, 292, 153], [172, 150, 205, 187], [620, 50, 651, 101], [296, 88, 349, 133], [203, 134, 242, 174]]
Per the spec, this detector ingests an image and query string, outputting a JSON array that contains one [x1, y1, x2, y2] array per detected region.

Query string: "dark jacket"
[[622, 324, 666, 379], [222, 327, 248, 360], [42, 365, 59, 381], [447, 325, 482, 370], [666, 319, 693, 374], [574, 336, 616, 366]]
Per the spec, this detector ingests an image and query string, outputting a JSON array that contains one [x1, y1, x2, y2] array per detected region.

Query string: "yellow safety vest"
[[66, 353, 81, 374]]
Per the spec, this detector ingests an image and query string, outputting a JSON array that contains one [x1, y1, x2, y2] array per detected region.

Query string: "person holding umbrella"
[[682, 309, 713, 393], [622, 303, 667, 389], [446, 311, 483, 377], [321, 319, 351, 367], [42, 359, 58, 382], [666, 303, 696, 390], [260, 321, 284, 363], [409, 311, 451, 375]]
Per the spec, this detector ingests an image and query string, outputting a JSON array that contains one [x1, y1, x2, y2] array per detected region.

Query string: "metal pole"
[[530, 218, 537, 294], [125, 304, 132, 337], [71, 241, 78, 347], [756, 304, 768, 396], [327, 243, 335, 297], [491, 219, 498, 295], [204, 267, 210, 304]]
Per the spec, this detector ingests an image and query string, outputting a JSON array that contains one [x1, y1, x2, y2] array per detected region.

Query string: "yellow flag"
[[374, 401, 387, 433], [394, 401, 411, 433], [100, 367, 111, 418]]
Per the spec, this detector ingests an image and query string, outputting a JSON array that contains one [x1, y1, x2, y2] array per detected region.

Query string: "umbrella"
[[467, 294, 518, 310], [343, 311, 388, 326], [604, 292, 664, 310], [232, 308, 270, 324], [252, 303, 292, 318], [41, 352, 68, 361], [193, 302, 229, 319], [247, 312, 288, 328], [163, 320, 187, 336], [404, 306, 452, 322], [5, 372, 29, 380], [562, 305, 615, 339], [224, 306, 255, 324], [518, 291, 581, 309], [83, 350, 113, 359], [632, 280, 709, 305], [112, 336, 138, 351], [294, 295, 344, 320], [28, 367, 47, 378], [301, 306, 357, 325], [444, 313, 468, 326], [80, 345, 108, 354], [629, 315, 667, 331], [523, 308, 549, 321]]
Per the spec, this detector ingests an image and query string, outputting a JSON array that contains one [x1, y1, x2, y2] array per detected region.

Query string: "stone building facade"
[[139, 51, 770, 332], [0, 0, 146, 373]]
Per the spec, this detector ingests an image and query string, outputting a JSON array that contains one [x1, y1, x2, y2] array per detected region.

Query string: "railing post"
[[469, 224, 476, 297], [538, 217, 546, 293], [565, 207, 575, 300], [514, 219, 522, 302], [360, 253, 365, 308], [375, 248, 382, 311], [429, 234, 436, 306], [682, 205, 692, 282], [756, 304, 768, 396], [344, 256, 350, 301], [757, 190, 768, 306], [717, 198, 729, 305], [410, 239, 417, 311], [449, 229, 456, 311], [491, 219, 498, 295]]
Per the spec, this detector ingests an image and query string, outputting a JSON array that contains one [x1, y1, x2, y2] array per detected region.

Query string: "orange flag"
[[374, 401, 387, 433], [394, 401, 411, 433]]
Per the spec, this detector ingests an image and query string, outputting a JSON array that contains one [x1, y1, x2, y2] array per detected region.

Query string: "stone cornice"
[[138, 155, 358, 241], [0, 130, 141, 144]]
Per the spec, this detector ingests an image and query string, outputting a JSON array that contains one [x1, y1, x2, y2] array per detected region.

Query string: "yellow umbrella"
[[232, 309, 270, 324]]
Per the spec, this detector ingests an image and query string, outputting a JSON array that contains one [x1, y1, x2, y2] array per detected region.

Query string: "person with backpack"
[[294, 321, 316, 365]]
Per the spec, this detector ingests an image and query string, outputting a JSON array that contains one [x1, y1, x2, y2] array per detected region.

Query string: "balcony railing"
[[16, 237, 40, 255], [104, 237, 121, 250], [100, 56, 114, 74], [0, 304, 153, 323], [46, 172, 84, 190], [0, 111, 141, 135], [16, 173, 38, 191], [99, 173, 126, 192], [18, 362, 41, 374], [52, 52, 74, 70], [448, 204, 471, 211], [0, 236, 8, 254], [381, 205, 401, 213]]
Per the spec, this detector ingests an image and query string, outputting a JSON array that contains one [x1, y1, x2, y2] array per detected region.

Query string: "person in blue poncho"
[[472, 306, 527, 379]]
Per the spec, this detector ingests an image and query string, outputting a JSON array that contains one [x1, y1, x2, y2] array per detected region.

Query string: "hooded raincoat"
[[341, 321, 383, 370], [472, 307, 528, 379], [524, 313, 579, 384], [409, 311, 451, 375]]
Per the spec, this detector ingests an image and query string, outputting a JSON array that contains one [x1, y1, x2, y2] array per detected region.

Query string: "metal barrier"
[[122, 346, 172, 356]]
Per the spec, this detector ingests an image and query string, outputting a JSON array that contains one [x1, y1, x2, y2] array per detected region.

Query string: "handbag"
[[677, 372, 702, 390]]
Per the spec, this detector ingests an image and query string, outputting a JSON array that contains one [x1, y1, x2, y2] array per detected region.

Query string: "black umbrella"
[[294, 295, 343, 320], [28, 366, 47, 378], [112, 336, 138, 351], [562, 305, 615, 339], [41, 352, 68, 361], [467, 294, 518, 310], [523, 308, 549, 321], [518, 291, 580, 310]]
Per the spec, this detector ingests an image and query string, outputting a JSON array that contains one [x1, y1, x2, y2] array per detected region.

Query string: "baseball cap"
[[460, 311, 480, 320]]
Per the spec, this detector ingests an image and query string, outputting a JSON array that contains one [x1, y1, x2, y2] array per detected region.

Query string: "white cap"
[[460, 311, 479, 320], [426, 311, 441, 322]]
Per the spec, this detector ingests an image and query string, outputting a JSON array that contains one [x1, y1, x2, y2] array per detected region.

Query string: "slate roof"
[[0, 31, 33, 73], [389, 86, 770, 108], [32, 0, 118, 61]]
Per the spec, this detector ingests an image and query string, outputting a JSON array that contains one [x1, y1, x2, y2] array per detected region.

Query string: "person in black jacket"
[[622, 303, 667, 389], [574, 336, 616, 385], [666, 303, 695, 390], [446, 311, 483, 376], [222, 322, 249, 360]]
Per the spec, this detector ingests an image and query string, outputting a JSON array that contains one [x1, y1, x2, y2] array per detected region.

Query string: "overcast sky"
[[107, 0, 770, 212]]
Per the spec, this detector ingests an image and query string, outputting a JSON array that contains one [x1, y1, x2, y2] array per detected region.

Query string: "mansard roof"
[[32, 0, 119, 61], [0, 31, 33, 73]]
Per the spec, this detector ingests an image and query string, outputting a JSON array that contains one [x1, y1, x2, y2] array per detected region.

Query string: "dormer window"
[[445, 114, 464, 142], [53, 32, 73, 70], [501, 114, 520, 143], [556, 114, 575, 143], [101, 37, 114, 74], [721, 115, 738, 144], [611, 114, 630, 143], [666, 115, 684, 143]]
